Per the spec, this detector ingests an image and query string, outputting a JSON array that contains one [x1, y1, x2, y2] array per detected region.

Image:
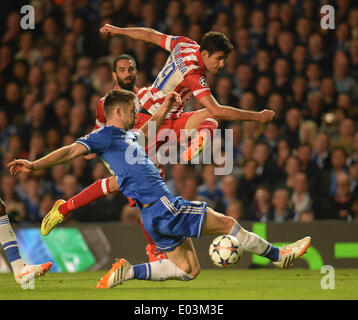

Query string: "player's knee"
[[221, 215, 236, 234], [190, 266, 200, 279], [183, 265, 200, 280], [0, 198, 6, 216], [180, 262, 200, 279]]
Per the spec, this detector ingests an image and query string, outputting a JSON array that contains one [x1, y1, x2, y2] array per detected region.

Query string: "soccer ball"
[[209, 235, 243, 267]]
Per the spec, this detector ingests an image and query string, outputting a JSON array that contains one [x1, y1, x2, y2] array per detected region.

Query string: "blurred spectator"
[[290, 172, 314, 222], [347, 157, 358, 195], [304, 91, 324, 126], [267, 187, 295, 222], [329, 172, 354, 220], [267, 93, 285, 126], [349, 39, 358, 81], [255, 76, 272, 107], [246, 185, 272, 221], [197, 164, 223, 207], [0, 174, 25, 223], [181, 176, 212, 205], [275, 139, 291, 170], [214, 76, 236, 107], [331, 118, 355, 155], [312, 132, 331, 170], [278, 155, 300, 189], [288, 76, 307, 109], [299, 120, 318, 146], [216, 175, 238, 213], [233, 64, 254, 98], [333, 51, 358, 103], [236, 159, 260, 210], [23, 178, 41, 223], [280, 108, 301, 150], [251, 142, 281, 186], [38, 194, 55, 220], [15, 32, 41, 66], [320, 77, 337, 111], [296, 143, 320, 193], [307, 33, 330, 69], [260, 123, 280, 155], [166, 164, 188, 196], [319, 147, 348, 217], [225, 200, 244, 222]]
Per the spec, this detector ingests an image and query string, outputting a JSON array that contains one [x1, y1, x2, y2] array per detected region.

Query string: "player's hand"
[[163, 92, 181, 110], [84, 153, 96, 160], [258, 109, 275, 123], [99, 24, 120, 36], [7, 159, 34, 175]]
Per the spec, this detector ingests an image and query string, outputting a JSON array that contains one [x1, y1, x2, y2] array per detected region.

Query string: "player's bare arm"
[[8, 143, 88, 175], [100, 24, 163, 47], [199, 94, 275, 123], [139, 92, 181, 142]]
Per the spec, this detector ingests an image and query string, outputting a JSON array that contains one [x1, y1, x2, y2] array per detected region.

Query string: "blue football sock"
[[261, 244, 280, 262], [133, 263, 152, 280]]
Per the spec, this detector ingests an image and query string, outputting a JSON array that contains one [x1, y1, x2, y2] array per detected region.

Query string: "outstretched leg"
[[95, 238, 199, 289], [202, 207, 311, 268], [0, 198, 52, 284]]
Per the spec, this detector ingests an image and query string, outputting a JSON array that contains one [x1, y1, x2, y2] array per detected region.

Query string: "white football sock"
[[0, 215, 24, 275], [229, 221, 271, 256], [126, 259, 194, 281]]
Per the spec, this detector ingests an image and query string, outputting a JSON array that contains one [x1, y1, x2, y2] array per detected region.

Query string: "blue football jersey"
[[76, 126, 171, 204]]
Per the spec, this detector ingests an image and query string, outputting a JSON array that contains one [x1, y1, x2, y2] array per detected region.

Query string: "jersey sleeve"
[[159, 34, 198, 52], [95, 97, 106, 130], [184, 73, 212, 100], [76, 127, 111, 155]]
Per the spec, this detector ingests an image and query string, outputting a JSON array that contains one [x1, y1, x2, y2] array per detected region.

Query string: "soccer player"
[[99, 24, 274, 162], [8, 90, 311, 289], [0, 198, 52, 285], [53, 54, 169, 261]]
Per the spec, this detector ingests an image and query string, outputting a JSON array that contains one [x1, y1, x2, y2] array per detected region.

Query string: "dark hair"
[[112, 54, 137, 72], [199, 31, 233, 56], [103, 89, 136, 117]]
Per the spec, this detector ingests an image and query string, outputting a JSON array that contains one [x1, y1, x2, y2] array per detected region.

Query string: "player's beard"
[[116, 76, 136, 92]]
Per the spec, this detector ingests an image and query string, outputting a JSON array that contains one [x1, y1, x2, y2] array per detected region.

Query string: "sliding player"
[[8, 89, 310, 289], [50, 54, 167, 262], [0, 198, 52, 285]]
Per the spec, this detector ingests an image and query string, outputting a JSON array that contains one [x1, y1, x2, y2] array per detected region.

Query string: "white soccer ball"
[[209, 235, 243, 267]]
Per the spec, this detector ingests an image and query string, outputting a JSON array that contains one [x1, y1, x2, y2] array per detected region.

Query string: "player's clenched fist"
[[258, 109, 275, 123], [7, 159, 33, 175], [100, 24, 120, 36], [163, 92, 181, 110]]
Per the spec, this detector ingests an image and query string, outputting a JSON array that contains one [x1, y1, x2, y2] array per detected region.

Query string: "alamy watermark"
[[320, 5, 335, 30], [124, 122, 234, 175], [20, 271, 35, 290], [20, 5, 35, 30], [320, 265, 335, 290]]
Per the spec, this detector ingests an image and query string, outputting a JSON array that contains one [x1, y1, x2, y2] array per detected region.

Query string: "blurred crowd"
[[1, 0, 358, 225]]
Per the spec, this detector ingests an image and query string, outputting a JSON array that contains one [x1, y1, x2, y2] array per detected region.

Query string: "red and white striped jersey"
[[94, 86, 140, 129], [137, 34, 212, 120]]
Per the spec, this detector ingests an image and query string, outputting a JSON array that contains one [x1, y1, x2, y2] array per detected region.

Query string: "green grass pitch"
[[1, 269, 358, 300]]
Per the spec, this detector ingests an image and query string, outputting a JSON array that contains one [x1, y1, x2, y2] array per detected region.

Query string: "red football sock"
[[58, 178, 110, 217]]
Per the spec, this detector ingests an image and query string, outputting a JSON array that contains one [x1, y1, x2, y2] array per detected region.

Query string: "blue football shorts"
[[141, 194, 207, 252]]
